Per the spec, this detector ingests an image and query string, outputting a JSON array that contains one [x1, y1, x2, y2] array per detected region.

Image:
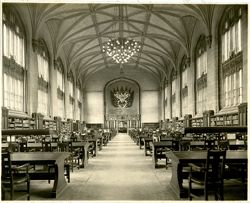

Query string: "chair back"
[[205, 150, 226, 183], [7, 143, 19, 152], [58, 142, 69, 152], [1, 152, 13, 183], [172, 140, 179, 151], [204, 139, 216, 150], [180, 140, 191, 151], [218, 140, 229, 150], [42, 141, 52, 152], [20, 142, 28, 152]]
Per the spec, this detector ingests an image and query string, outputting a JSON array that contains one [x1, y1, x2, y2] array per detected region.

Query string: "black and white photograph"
[[0, 0, 248, 201]]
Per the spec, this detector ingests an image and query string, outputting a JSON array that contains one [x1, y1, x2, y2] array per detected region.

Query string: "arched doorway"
[[104, 78, 141, 132]]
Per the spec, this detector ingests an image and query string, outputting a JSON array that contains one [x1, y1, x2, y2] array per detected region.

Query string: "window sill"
[[218, 106, 238, 115], [8, 109, 30, 118], [193, 114, 203, 118], [43, 116, 53, 121]]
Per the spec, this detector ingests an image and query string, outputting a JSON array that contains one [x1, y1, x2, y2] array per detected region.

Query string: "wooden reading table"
[[169, 150, 247, 198], [152, 141, 173, 168], [139, 135, 148, 149], [143, 137, 153, 156], [11, 152, 70, 198], [71, 141, 90, 168], [88, 138, 98, 157]]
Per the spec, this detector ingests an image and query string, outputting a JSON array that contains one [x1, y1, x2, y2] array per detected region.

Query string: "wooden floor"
[[10, 133, 247, 201]]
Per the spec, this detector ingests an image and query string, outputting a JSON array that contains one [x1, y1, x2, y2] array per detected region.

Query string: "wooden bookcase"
[[43, 119, 57, 130], [210, 112, 239, 127], [191, 117, 203, 127], [8, 116, 36, 129]]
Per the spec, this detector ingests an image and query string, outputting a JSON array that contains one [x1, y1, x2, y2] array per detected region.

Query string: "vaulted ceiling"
[[16, 4, 226, 83]]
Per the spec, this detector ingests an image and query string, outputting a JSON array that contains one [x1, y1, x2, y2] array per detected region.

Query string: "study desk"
[[96, 136, 103, 150], [87, 138, 98, 157], [71, 141, 90, 168], [1, 142, 58, 151], [11, 152, 70, 198], [169, 150, 247, 198], [143, 137, 153, 156], [152, 141, 173, 168], [139, 135, 148, 149]]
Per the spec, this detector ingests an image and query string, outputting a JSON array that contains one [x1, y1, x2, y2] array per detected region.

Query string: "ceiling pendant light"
[[102, 37, 141, 64]]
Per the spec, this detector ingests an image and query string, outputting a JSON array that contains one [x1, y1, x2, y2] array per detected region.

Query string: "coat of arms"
[[110, 86, 134, 108]]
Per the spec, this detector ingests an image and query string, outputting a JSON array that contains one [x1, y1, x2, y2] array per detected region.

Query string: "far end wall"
[[84, 67, 160, 125]]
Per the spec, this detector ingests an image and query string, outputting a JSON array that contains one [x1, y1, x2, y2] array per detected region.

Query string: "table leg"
[[51, 161, 67, 198], [144, 142, 147, 156], [99, 138, 103, 151], [79, 146, 88, 168], [170, 161, 187, 198], [94, 141, 97, 157], [153, 146, 157, 168]]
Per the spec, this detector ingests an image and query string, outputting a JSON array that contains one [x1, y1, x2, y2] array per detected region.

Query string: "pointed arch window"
[[220, 6, 243, 108], [68, 72, 74, 119], [164, 77, 168, 107], [195, 35, 208, 115], [55, 59, 65, 119], [3, 7, 26, 112], [181, 56, 189, 116], [76, 80, 82, 121], [33, 39, 50, 116], [171, 70, 177, 117]]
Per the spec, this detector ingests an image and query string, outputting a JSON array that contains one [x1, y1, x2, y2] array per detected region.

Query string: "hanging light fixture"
[[102, 5, 142, 64], [102, 38, 141, 64]]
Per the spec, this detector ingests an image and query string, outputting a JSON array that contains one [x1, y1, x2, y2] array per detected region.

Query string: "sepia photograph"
[[0, 0, 248, 201]]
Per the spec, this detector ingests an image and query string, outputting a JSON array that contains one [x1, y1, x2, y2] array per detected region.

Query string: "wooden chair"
[[68, 142, 81, 171], [218, 140, 229, 150], [42, 141, 52, 152], [57, 142, 71, 183], [188, 150, 226, 200], [1, 152, 30, 200], [41, 141, 54, 183], [7, 143, 20, 152], [180, 140, 191, 151], [204, 139, 216, 150], [19, 142, 28, 152]]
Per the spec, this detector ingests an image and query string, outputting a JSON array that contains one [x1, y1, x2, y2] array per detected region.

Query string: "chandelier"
[[102, 5, 142, 64], [102, 38, 141, 64]]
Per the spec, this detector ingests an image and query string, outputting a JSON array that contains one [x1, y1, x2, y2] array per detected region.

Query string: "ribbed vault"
[[19, 3, 226, 84]]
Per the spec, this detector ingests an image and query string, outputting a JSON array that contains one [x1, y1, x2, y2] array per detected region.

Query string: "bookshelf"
[[142, 122, 159, 129], [210, 112, 239, 127], [8, 116, 36, 129], [43, 119, 57, 130], [191, 117, 203, 127]]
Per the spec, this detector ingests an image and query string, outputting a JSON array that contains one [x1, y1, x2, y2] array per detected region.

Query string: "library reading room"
[[1, 2, 248, 201]]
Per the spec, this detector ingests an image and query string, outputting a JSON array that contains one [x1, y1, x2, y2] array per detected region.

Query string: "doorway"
[[118, 121, 127, 133]]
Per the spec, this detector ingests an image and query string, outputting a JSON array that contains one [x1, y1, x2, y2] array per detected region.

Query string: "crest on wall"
[[110, 86, 134, 108]]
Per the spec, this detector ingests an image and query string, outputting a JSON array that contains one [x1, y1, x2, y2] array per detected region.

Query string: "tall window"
[[68, 72, 74, 119], [221, 6, 243, 108], [181, 56, 189, 116], [56, 59, 65, 119], [195, 35, 208, 115], [34, 39, 50, 116], [3, 7, 25, 111], [76, 80, 82, 121], [164, 77, 168, 118], [171, 70, 177, 117]]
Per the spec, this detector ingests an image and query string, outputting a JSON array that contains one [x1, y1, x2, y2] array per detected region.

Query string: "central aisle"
[[29, 133, 174, 200], [60, 133, 174, 200]]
